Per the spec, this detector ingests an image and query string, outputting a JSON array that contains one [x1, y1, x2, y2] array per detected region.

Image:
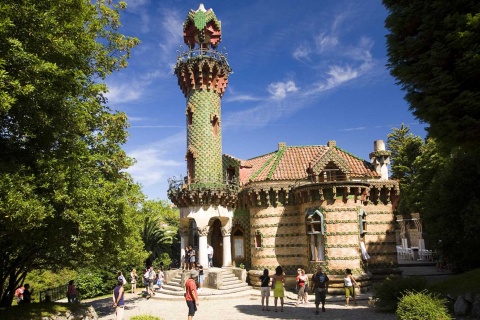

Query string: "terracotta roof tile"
[[236, 144, 379, 184]]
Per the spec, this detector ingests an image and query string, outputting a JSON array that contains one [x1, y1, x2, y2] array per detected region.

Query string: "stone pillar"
[[197, 226, 210, 269], [179, 226, 190, 265], [370, 140, 391, 180], [221, 225, 232, 267]]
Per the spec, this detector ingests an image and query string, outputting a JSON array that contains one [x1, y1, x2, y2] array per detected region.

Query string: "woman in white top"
[[344, 268, 359, 306]]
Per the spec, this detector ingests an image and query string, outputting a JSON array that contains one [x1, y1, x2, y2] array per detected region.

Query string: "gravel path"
[[89, 292, 395, 320]]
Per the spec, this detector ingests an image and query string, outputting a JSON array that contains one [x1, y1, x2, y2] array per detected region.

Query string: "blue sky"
[[106, 0, 426, 201]]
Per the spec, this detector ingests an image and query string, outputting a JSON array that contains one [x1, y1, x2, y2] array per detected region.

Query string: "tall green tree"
[[383, 0, 480, 152], [0, 0, 144, 306], [140, 200, 180, 267], [386, 124, 424, 214]]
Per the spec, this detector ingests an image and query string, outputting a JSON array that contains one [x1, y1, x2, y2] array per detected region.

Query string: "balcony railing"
[[175, 46, 232, 70], [167, 175, 239, 194]]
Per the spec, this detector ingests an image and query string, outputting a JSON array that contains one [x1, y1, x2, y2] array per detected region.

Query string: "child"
[[196, 262, 204, 292]]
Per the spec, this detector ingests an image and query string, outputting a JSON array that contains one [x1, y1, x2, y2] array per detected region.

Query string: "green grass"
[[428, 268, 480, 295], [0, 302, 87, 320]]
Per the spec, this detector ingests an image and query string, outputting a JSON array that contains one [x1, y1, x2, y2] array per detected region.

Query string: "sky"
[[106, 0, 427, 201]]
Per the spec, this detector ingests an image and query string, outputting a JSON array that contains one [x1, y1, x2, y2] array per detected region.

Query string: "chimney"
[[370, 140, 390, 180], [278, 142, 286, 151], [327, 140, 336, 147]]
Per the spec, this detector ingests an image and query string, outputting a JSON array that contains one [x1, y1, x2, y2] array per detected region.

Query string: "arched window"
[[306, 209, 325, 261]]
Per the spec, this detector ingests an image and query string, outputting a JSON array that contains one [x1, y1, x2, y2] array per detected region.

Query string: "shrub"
[[130, 316, 163, 320], [372, 275, 428, 312], [396, 290, 452, 320]]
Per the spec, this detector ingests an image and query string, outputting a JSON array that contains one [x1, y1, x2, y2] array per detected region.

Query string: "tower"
[[169, 4, 235, 269]]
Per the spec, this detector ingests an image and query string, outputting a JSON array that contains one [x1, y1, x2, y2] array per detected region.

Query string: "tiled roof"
[[237, 144, 379, 184]]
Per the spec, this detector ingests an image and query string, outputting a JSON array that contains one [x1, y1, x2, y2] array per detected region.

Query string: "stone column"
[[222, 225, 232, 267], [197, 226, 210, 268], [179, 226, 189, 267]]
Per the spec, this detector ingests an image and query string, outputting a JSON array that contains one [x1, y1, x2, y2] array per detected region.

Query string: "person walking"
[[184, 246, 190, 271], [344, 268, 359, 306], [295, 268, 306, 306], [311, 266, 329, 314], [185, 270, 199, 320], [130, 269, 138, 294], [271, 266, 285, 312], [156, 266, 165, 291], [189, 246, 196, 270], [302, 269, 310, 304], [146, 266, 156, 298], [112, 279, 125, 320], [67, 280, 77, 303], [207, 244, 214, 268], [259, 269, 270, 311], [20, 284, 33, 304], [196, 262, 204, 291]]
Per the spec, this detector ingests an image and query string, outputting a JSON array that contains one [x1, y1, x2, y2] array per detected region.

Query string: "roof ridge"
[[249, 152, 277, 182], [266, 146, 287, 180]]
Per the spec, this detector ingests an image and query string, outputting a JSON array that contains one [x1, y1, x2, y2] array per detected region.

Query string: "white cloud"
[[225, 94, 263, 103], [309, 65, 358, 93], [292, 44, 311, 61], [126, 131, 185, 189], [338, 127, 367, 132], [267, 81, 298, 100], [106, 83, 143, 104], [314, 33, 339, 53]]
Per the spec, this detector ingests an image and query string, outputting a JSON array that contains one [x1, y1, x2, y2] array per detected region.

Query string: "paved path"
[[86, 263, 452, 320], [89, 291, 395, 320]]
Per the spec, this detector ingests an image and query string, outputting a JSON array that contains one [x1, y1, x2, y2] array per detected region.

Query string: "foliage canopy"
[[384, 0, 480, 152], [0, 0, 145, 307]]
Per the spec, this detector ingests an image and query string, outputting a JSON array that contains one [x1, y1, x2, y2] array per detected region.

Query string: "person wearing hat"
[[185, 269, 199, 320], [112, 279, 125, 320]]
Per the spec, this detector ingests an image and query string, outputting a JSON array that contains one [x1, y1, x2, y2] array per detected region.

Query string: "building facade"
[[168, 5, 399, 278]]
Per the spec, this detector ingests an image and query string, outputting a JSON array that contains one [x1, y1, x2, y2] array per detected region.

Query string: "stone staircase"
[[154, 268, 252, 299]]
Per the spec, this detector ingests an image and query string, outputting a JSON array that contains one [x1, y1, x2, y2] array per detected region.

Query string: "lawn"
[[428, 268, 480, 295], [0, 302, 89, 320]]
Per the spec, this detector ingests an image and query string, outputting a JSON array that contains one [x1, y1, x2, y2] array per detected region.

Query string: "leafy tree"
[[383, 0, 480, 152], [140, 201, 180, 267], [0, 0, 145, 306], [386, 124, 424, 214], [421, 150, 480, 271]]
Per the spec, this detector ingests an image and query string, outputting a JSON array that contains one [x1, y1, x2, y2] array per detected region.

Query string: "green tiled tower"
[[169, 4, 235, 207]]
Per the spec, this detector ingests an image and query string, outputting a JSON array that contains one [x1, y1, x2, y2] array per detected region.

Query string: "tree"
[[140, 200, 180, 267], [386, 124, 424, 214], [421, 150, 480, 271], [383, 0, 480, 152], [0, 0, 144, 306]]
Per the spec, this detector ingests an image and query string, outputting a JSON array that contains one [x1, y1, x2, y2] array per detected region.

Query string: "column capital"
[[221, 225, 231, 237], [197, 225, 210, 237], [179, 226, 190, 237]]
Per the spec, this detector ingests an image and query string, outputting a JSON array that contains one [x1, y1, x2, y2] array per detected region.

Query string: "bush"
[[372, 275, 428, 312], [130, 316, 163, 320], [396, 290, 452, 320]]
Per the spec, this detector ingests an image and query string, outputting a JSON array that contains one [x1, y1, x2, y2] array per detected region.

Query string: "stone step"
[[218, 282, 248, 290], [162, 284, 183, 291]]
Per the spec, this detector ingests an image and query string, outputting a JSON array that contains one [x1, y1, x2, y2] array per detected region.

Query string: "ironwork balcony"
[[167, 175, 239, 195], [175, 46, 232, 70]]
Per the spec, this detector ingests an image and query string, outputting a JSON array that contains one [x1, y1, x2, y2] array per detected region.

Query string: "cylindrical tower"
[[168, 4, 236, 269], [174, 4, 232, 188]]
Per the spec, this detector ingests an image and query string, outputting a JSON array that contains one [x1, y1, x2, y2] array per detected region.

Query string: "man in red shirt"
[[185, 270, 199, 320]]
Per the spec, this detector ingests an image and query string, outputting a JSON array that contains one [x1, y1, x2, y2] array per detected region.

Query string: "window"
[[359, 209, 367, 235], [187, 109, 193, 126], [255, 230, 262, 249], [187, 152, 195, 183], [226, 167, 235, 182], [232, 227, 245, 260], [212, 115, 219, 136], [306, 209, 325, 261]]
